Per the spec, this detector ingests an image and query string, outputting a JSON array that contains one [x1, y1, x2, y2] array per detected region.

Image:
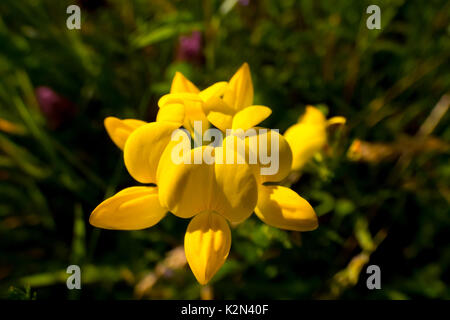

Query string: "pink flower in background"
[[176, 31, 204, 65], [239, 0, 250, 5], [35, 86, 77, 129]]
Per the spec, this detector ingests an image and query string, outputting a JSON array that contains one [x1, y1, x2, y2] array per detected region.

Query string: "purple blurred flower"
[[35, 86, 77, 129], [239, 0, 250, 6], [176, 31, 204, 65]]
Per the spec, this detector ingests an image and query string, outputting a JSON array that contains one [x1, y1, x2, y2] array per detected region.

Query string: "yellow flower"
[[284, 106, 346, 171], [90, 64, 320, 286]]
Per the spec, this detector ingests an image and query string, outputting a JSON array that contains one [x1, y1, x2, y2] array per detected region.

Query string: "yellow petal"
[[298, 106, 327, 125], [207, 112, 234, 132], [104, 117, 147, 150], [156, 103, 185, 125], [170, 72, 200, 94], [182, 99, 210, 135], [255, 185, 318, 231], [89, 186, 166, 230], [232, 105, 272, 130], [158, 93, 203, 108], [184, 211, 231, 285], [245, 128, 292, 183], [204, 96, 235, 132], [223, 63, 253, 111], [124, 121, 180, 184], [157, 146, 217, 219], [213, 136, 258, 223], [327, 116, 347, 126], [158, 93, 209, 134], [284, 122, 326, 171], [198, 81, 228, 102]]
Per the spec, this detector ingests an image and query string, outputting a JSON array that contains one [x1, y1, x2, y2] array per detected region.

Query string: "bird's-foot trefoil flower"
[[90, 63, 320, 286], [284, 106, 346, 171]]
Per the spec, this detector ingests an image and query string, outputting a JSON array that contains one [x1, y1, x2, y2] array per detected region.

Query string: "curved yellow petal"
[[89, 186, 166, 230], [204, 96, 235, 132], [199, 81, 228, 102], [327, 116, 347, 126], [232, 105, 272, 130], [183, 99, 210, 135], [158, 93, 208, 134], [298, 106, 327, 125], [223, 63, 253, 111], [284, 122, 326, 171], [185, 211, 231, 285], [124, 122, 180, 184], [255, 185, 318, 231], [157, 146, 216, 219], [170, 72, 200, 94], [104, 117, 147, 150], [156, 103, 185, 125], [245, 128, 292, 183], [207, 111, 234, 132], [213, 136, 258, 223], [158, 93, 202, 109]]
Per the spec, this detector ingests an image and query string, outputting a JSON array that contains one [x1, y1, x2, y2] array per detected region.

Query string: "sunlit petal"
[[199, 81, 228, 102], [327, 116, 347, 126], [232, 105, 272, 130], [204, 96, 235, 131], [255, 185, 318, 231], [156, 103, 185, 126], [245, 128, 292, 183], [297, 105, 327, 125], [104, 117, 146, 150], [184, 211, 231, 285], [284, 122, 326, 171], [223, 63, 253, 111], [124, 122, 180, 184], [170, 72, 200, 94], [89, 186, 166, 230], [214, 136, 258, 223], [158, 92, 203, 109], [157, 146, 216, 218]]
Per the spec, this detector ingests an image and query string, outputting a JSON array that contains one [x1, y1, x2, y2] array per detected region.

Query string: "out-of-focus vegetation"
[[0, 0, 449, 299]]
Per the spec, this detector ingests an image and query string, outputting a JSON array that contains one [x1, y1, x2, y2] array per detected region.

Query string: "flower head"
[[284, 106, 346, 171], [90, 64, 319, 285]]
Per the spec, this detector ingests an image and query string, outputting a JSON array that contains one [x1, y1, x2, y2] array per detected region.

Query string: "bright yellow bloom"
[[284, 106, 346, 171], [90, 64, 320, 286]]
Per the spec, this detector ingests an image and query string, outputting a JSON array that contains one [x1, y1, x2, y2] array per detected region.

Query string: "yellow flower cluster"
[[90, 63, 321, 285]]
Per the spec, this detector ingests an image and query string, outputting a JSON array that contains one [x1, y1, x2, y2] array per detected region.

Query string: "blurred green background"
[[0, 0, 449, 300]]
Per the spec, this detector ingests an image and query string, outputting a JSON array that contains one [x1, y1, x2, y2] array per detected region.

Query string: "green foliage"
[[0, 0, 449, 299]]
